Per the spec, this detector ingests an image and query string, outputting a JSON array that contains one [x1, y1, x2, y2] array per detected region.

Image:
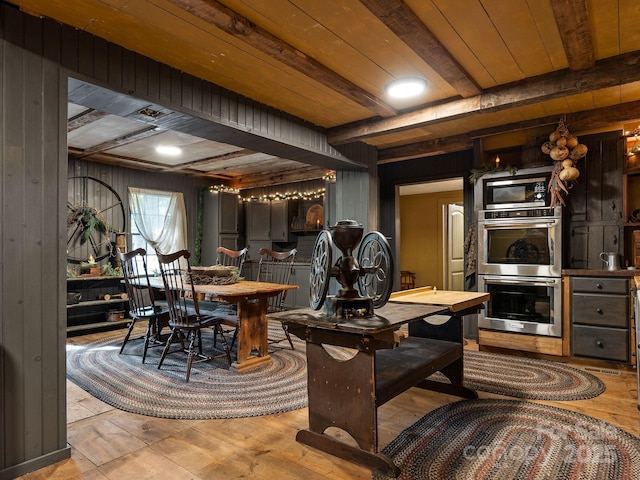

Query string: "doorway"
[[398, 178, 464, 291]]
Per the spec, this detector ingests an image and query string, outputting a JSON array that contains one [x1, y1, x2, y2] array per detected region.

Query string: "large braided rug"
[[67, 326, 604, 419], [66, 325, 312, 419], [374, 399, 640, 480]]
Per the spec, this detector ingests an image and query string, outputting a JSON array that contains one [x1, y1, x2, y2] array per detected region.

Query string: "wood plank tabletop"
[[145, 276, 296, 299], [389, 287, 489, 312]]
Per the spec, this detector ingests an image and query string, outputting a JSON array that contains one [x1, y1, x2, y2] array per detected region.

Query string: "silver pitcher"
[[600, 252, 621, 270]]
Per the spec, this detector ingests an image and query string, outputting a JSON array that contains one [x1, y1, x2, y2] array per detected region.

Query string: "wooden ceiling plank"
[[526, 0, 568, 70], [430, 0, 523, 86], [481, 0, 557, 78], [164, 0, 398, 118], [328, 49, 640, 144], [617, 0, 640, 54], [549, 0, 595, 70], [358, 0, 481, 97]]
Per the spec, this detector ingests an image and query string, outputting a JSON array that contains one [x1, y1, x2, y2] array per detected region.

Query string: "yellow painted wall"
[[399, 190, 463, 289]]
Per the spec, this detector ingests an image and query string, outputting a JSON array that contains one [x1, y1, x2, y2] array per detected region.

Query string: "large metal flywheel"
[[67, 176, 125, 264]]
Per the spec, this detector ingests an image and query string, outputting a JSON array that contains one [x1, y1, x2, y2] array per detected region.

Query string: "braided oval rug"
[[434, 350, 606, 401], [374, 399, 640, 480], [66, 325, 313, 419]]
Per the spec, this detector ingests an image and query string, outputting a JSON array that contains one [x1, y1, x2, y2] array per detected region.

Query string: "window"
[[129, 188, 187, 273]]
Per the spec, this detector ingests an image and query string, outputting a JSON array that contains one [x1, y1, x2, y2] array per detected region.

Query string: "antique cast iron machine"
[[309, 219, 394, 316]]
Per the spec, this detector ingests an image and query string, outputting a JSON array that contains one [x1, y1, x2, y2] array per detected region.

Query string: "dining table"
[[145, 276, 297, 372]]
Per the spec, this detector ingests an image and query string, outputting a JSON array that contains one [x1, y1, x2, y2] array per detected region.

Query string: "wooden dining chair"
[[257, 247, 298, 350], [214, 247, 249, 350], [211, 246, 248, 349], [216, 246, 248, 274], [156, 249, 232, 381], [118, 248, 170, 363]]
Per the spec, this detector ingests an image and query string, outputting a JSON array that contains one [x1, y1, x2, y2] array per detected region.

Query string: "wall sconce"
[[628, 127, 640, 156]]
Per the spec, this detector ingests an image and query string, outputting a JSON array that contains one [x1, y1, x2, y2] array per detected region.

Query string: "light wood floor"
[[17, 326, 640, 480]]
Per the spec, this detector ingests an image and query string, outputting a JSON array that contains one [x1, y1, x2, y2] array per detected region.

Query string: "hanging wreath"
[[541, 116, 587, 207]]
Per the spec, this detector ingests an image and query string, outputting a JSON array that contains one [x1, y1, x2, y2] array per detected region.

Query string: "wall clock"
[[67, 176, 126, 264]]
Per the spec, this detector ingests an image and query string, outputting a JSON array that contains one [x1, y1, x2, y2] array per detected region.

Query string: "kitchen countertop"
[[562, 268, 638, 277]]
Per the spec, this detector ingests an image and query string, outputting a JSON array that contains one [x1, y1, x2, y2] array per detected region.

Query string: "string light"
[[241, 188, 326, 202], [208, 185, 239, 194]]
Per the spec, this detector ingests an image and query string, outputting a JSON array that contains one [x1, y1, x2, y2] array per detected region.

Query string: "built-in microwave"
[[484, 175, 549, 210], [477, 207, 562, 278]]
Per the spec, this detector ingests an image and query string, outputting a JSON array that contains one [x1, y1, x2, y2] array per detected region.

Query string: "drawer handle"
[[596, 340, 604, 348], [596, 308, 603, 314], [596, 283, 603, 289]]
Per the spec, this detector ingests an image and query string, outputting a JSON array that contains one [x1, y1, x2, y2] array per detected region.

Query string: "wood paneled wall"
[[378, 150, 475, 254], [0, 14, 69, 478], [67, 158, 211, 260], [0, 4, 372, 477]]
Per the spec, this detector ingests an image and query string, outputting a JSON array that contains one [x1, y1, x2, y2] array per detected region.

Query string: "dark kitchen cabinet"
[[570, 276, 631, 363], [201, 190, 241, 265], [271, 200, 299, 242], [564, 131, 624, 269], [283, 264, 311, 309], [246, 201, 271, 242]]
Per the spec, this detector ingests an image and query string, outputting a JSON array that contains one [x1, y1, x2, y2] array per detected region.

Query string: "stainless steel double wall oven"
[[476, 167, 562, 337]]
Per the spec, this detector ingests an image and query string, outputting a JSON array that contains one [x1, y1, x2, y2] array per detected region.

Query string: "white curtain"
[[129, 187, 188, 255]]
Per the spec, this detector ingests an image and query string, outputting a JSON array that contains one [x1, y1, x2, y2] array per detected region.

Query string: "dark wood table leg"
[[409, 313, 478, 398], [297, 342, 400, 477]]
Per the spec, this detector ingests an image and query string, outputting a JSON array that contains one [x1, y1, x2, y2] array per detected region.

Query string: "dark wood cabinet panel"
[[564, 131, 624, 269]]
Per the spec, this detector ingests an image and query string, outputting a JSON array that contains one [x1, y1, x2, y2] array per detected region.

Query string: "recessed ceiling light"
[[385, 77, 427, 99], [155, 145, 182, 156]]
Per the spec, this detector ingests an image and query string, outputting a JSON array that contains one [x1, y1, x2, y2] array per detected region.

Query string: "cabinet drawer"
[[571, 293, 628, 328], [572, 324, 629, 362], [571, 277, 628, 294]]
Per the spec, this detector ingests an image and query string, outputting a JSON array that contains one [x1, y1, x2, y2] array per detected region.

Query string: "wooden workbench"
[[269, 288, 487, 477]]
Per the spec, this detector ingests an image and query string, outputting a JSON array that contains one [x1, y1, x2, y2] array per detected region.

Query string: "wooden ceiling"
[[11, 0, 640, 187]]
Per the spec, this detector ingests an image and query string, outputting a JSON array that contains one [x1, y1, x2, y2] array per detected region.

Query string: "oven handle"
[[481, 276, 560, 287], [479, 219, 560, 228]]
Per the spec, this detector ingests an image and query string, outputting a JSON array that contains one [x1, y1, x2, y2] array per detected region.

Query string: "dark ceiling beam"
[[329, 49, 640, 145], [69, 149, 235, 180], [232, 165, 330, 189], [74, 126, 163, 158], [166, 0, 398, 118], [550, 0, 595, 70], [162, 149, 256, 171], [67, 109, 110, 132], [378, 99, 640, 162], [358, 0, 481, 97]]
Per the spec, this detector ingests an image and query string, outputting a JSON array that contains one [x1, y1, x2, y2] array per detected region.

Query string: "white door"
[[445, 204, 465, 291]]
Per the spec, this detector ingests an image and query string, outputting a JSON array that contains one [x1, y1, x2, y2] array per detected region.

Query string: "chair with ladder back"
[[257, 247, 298, 350], [156, 249, 232, 381], [118, 248, 170, 363], [211, 246, 249, 349]]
